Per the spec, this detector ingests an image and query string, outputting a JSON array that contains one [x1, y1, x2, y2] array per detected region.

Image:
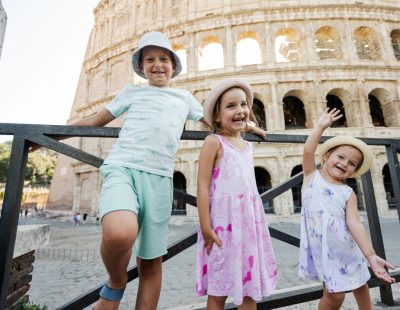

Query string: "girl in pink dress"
[[196, 78, 278, 309]]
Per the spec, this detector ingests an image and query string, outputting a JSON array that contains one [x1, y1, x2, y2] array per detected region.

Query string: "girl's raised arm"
[[303, 108, 342, 177]]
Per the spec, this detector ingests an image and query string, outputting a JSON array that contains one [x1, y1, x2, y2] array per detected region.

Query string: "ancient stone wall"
[[48, 0, 400, 216]]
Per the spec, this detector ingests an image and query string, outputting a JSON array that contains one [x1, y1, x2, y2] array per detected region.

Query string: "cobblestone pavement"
[[19, 211, 400, 309]]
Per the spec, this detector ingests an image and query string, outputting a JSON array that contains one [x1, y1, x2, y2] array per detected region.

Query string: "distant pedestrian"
[[76, 213, 81, 225], [83, 212, 88, 224], [24, 209, 28, 217], [73, 213, 78, 225]]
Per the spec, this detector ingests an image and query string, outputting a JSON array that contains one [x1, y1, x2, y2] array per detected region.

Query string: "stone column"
[[270, 82, 283, 130], [343, 18, 357, 61], [72, 174, 81, 213], [356, 78, 372, 128], [264, 23, 275, 64], [378, 21, 396, 62], [187, 33, 197, 75], [225, 25, 234, 68], [186, 160, 198, 217]]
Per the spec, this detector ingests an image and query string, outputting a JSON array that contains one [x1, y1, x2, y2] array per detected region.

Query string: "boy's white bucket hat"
[[319, 136, 373, 178], [132, 31, 182, 79], [203, 78, 253, 126]]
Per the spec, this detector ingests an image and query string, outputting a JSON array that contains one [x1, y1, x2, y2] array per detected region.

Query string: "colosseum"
[[48, 0, 400, 217]]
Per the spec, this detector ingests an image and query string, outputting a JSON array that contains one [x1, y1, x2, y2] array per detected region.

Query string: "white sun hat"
[[132, 31, 182, 79], [319, 136, 373, 178]]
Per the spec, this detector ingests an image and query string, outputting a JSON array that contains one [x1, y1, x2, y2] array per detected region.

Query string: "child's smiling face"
[[322, 145, 363, 182], [140, 46, 176, 87], [215, 87, 250, 135]]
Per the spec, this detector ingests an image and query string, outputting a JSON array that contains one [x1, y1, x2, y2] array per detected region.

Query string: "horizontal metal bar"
[[261, 172, 303, 203], [27, 134, 104, 168]]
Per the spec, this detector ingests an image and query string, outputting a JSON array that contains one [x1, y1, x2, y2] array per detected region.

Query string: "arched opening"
[[315, 26, 342, 60], [173, 44, 187, 74], [390, 29, 400, 61], [326, 95, 347, 127], [252, 99, 267, 130], [346, 178, 364, 210], [236, 32, 261, 66], [172, 171, 187, 215], [275, 28, 301, 62], [199, 36, 224, 71], [383, 164, 397, 209], [291, 165, 303, 213], [368, 94, 386, 127], [354, 26, 381, 60], [254, 167, 274, 213], [283, 96, 306, 129]]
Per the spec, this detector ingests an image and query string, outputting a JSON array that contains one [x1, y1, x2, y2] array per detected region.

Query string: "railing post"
[[385, 144, 400, 222], [0, 136, 29, 309], [361, 171, 394, 305]]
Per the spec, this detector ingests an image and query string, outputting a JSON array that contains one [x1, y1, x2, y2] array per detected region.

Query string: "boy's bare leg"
[[238, 297, 257, 310], [318, 287, 345, 310], [135, 256, 163, 310], [353, 283, 372, 310], [207, 295, 227, 310], [95, 211, 138, 310]]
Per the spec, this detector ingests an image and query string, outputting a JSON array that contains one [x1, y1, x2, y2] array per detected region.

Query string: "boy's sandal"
[[99, 284, 125, 301]]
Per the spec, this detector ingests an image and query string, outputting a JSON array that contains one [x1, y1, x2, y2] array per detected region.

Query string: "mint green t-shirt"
[[103, 84, 203, 178]]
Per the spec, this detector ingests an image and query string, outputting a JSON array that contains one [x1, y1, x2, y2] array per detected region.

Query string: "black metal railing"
[[0, 123, 399, 309]]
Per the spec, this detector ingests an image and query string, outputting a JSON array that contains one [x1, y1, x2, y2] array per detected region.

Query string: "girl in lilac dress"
[[299, 108, 395, 310], [196, 78, 278, 309]]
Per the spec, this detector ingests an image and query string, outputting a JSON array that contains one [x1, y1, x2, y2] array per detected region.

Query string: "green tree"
[[0, 142, 56, 185], [0, 141, 11, 182]]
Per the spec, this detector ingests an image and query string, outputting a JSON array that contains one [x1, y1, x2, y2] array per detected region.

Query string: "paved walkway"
[[20, 211, 400, 309]]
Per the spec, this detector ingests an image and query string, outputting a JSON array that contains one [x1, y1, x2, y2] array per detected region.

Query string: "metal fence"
[[0, 123, 399, 309]]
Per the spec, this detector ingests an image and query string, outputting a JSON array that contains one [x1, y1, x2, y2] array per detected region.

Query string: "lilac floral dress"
[[298, 170, 370, 292], [196, 135, 278, 305]]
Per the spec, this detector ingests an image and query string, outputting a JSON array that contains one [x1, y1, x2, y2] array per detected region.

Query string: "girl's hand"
[[246, 122, 267, 140], [367, 254, 396, 283], [318, 108, 342, 130], [201, 227, 222, 255]]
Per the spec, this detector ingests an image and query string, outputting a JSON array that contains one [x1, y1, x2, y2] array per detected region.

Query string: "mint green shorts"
[[99, 164, 173, 259]]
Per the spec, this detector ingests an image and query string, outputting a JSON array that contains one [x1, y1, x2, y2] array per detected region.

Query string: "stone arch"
[[109, 61, 126, 94], [390, 29, 400, 61], [173, 43, 187, 74], [369, 88, 398, 127], [282, 90, 307, 129], [254, 167, 274, 213], [291, 165, 303, 213], [315, 26, 342, 60], [198, 36, 224, 71], [236, 31, 261, 66], [346, 178, 364, 210], [275, 28, 301, 62], [172, 171, 187, 215], [326, 88, 353, 127], [353, 26, 381, 60], [382, 164, 397, 209], [252, 96, 267, 130]]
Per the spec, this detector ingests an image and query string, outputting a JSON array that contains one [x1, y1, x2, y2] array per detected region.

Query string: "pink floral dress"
[[196, 134, 278, 305]]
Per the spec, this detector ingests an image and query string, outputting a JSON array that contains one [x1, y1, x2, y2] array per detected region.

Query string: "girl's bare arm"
[[346, 193, 395, 283]]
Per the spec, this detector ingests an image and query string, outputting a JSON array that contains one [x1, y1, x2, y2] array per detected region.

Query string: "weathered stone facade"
[[48, 0, 400, 217], [0, 0, 6, 58]]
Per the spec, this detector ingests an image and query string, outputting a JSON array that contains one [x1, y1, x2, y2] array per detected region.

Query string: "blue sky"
[[0, 0, 99, 142]]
